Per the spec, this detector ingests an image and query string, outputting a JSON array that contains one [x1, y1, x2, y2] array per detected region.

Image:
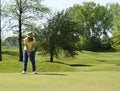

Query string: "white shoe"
[[22, 71, 26, 74], [33, 71, 37, 74]]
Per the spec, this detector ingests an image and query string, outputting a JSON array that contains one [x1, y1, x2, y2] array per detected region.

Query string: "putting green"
[[0, 71, 120, 91]]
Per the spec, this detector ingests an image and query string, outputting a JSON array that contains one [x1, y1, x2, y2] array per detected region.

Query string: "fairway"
[[0, 71, 120, 91]]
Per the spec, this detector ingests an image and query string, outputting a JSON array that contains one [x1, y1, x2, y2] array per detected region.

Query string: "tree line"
[[0, 1, 120, 62]]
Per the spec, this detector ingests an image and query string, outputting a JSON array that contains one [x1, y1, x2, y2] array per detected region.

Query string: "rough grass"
[[0, 72, 120, 91]]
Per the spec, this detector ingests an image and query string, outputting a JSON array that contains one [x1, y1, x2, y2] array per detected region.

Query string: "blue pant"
[[23, 50, 36, 72]]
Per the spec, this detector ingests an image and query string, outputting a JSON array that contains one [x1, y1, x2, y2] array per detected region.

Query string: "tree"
[[112, 31, 120, 51], [0, 0, 2, 61], [101, 35, 112, 50], [3, 0, 49, 61], [2, 36, 18, 46], [107, 3, 120, 51], [68, 2, 113, 51], [37, 10, 80, 62]]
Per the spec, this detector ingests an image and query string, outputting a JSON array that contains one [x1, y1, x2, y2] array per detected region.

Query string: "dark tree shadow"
[[2, 51, 19, 56], [69, 64, 92, 67], [97, 60, 106, 62], [52, 61, 67, 65], [52, 61, 93, 67]]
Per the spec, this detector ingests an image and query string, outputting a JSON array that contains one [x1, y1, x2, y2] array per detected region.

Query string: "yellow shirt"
[[24, 37, 36, 51]]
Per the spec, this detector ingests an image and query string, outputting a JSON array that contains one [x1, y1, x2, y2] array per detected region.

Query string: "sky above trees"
[[2, 0, 120, 12], [42, 0, 119, 11]]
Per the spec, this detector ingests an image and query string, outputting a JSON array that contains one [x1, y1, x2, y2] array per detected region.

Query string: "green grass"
[[0, 72, 120, 91], [1, 46, 120, 72], [1, 46, 120, 91]]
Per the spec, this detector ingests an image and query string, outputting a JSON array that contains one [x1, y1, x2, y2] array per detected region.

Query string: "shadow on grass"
[[40, 73, 67, 76], [69, 64, 92, 67], [2, 51, 19, 56], [25, 72, 67, 76], [97, 60, 106, 62], [47, 61, 93, 67]]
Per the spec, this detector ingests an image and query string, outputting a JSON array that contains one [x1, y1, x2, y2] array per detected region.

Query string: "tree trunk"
[[50, 41, 54, 62], [19, 0, 23, 62], [18, 18, 23, 62], [0, 0, 2, 61], [50, 51, 53, 62]]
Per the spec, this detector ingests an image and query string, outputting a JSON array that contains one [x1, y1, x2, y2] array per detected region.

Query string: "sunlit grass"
[[1, 46, 120, 91], [0, 72, 120, 91], [1, 46, 120, 72]]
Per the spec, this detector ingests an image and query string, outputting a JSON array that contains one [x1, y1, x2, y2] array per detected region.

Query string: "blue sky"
[[42, 0, 120, 11]]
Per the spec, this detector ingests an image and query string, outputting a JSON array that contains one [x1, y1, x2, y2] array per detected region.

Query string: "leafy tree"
[[37, 10, 80, 62], [101, 35, 112, 51], [2, 0, 49, 61], [68, 2, 113, 51], [107, 3, 120, 51], [112, 31, 120, 51], [2, 36, 18, 46]]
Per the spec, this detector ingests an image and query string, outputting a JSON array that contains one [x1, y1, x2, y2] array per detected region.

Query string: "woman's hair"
[[27, 32, 34, 42], [27, 37, 33, 42]]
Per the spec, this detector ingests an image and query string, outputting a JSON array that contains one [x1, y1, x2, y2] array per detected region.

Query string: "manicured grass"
[[0, 72, 120, 91], [1, 46, 120, 72], [1, 46, 120, 91]]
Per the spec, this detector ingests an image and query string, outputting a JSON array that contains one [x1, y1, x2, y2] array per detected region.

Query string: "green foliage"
[[112, 31, 120, 51], [80, 36, 101, 51], [68, 2, 113, 51], [37, 10, 80, 62], [69, 2, 113, 38], [2, 36, 18, 46], [2, 0, 50, 34], [101, 35, 112, 51], [108, 3, 120, 51]]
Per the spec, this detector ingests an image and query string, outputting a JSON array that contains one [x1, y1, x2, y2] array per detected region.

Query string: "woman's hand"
[[27, 51, 31, 57]]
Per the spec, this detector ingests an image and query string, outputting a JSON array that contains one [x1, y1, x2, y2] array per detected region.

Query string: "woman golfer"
[[22, 32, 37, 74]]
